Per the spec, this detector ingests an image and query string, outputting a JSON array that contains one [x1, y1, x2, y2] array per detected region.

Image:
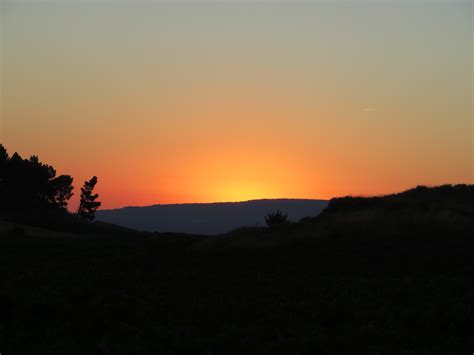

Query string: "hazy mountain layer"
[[96, 199, 328, 235]]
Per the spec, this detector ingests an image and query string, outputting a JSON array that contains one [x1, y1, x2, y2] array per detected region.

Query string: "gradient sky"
[[1, 0, 472, 209]]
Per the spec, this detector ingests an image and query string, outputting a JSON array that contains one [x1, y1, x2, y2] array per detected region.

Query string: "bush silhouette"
[[265, 210, 289, 227]]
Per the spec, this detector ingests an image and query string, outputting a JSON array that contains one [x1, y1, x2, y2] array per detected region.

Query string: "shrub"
[[265, 210, 289, 227]]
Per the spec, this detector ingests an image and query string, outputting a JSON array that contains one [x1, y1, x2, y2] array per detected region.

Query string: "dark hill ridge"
[[96, 198, 328, 235], [326, 184, 474, 212], [318, 184, 474, 224], [188, 184, 474, 252]]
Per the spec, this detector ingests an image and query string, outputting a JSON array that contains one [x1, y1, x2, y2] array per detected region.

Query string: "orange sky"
[[1, 1, 472, 210]]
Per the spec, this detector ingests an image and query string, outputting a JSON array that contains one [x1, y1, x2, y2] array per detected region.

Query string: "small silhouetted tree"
[[77, 176, 101, 222], [265, 210, 289, 227]]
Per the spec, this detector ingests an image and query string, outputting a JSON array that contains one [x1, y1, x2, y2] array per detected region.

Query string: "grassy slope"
[[1, 185, 473, 354]]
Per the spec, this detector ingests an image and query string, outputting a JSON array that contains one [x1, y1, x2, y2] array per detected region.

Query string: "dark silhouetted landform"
[[96, 199, 329, 235], [1, 184, 473, 354]]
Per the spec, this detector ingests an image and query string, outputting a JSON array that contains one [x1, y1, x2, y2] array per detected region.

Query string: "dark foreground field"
[[1, 185, 473, 354]]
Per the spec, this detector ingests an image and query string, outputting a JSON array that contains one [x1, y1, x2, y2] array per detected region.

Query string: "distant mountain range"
[[96, 199, 329, 235]]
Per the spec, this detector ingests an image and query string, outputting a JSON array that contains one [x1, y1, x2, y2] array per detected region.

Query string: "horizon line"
[[96, 182, 473, 211], [98, 197, 330, 211]]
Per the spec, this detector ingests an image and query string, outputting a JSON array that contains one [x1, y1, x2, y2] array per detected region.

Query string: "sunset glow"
[[1, 1, 472, 210]]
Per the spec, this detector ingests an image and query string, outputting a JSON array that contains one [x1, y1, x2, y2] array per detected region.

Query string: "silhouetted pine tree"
[[77, 176, 101, 221]]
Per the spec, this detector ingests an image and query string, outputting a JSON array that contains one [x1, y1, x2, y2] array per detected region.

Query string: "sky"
[[1, 0, 472, 209]]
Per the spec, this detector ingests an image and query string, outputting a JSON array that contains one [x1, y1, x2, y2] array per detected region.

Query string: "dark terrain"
[[1, 185, 473, 354], [96, 199, 328, 234]]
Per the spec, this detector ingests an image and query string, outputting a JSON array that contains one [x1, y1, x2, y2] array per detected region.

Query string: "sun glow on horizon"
[[2, 1, 472, 210]]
